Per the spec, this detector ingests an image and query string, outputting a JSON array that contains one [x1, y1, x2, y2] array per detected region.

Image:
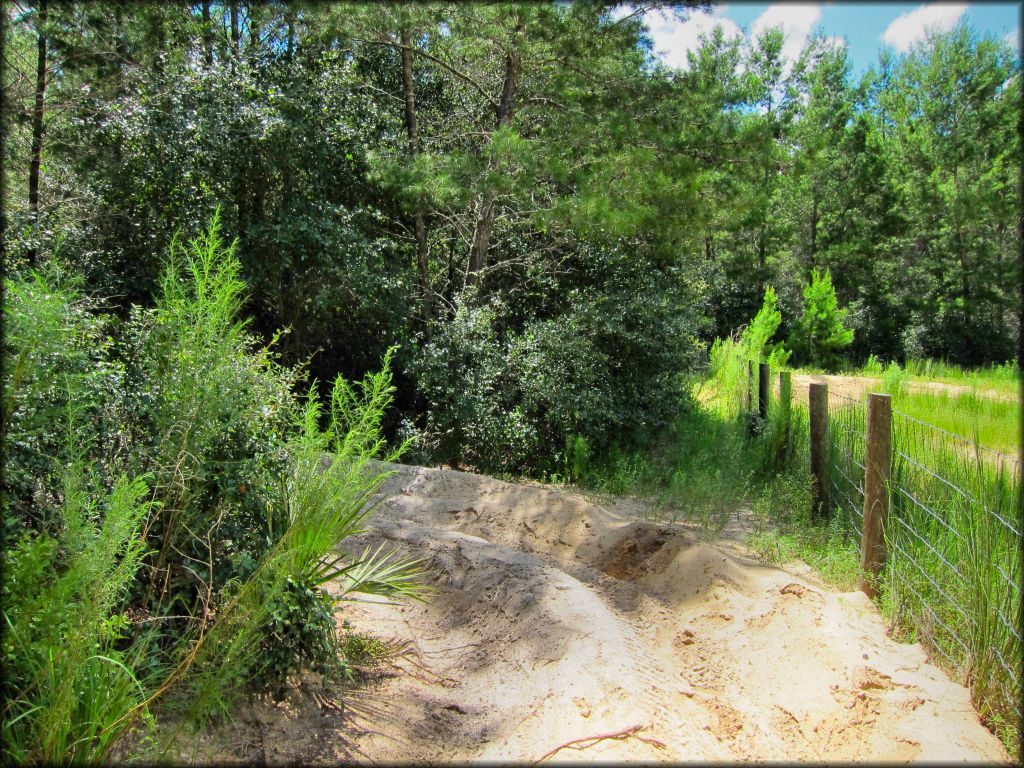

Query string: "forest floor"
[[179, 463, 1009, 764]]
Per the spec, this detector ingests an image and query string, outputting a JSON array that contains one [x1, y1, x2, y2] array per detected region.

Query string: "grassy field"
[[793, 358, 1021, 458], [798, 356, 1021, 397], [882, 387, 1020, 458]]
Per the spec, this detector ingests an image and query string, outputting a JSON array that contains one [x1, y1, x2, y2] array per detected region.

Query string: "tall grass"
[[879, 386, 1020, 459], [900, 357, 1020, 395]]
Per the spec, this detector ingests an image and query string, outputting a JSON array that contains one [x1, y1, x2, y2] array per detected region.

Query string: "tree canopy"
[[3, 1, 1019, 473]]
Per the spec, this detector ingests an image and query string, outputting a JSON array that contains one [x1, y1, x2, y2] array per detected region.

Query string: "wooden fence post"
[[746, 360, 755, 413], [758, 362, 770, 419], [778, 370, 792, 462], [809, 382, 829, 521], [860, 393, 892, 599]]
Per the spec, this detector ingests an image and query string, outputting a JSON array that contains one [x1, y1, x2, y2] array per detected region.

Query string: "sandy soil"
[[791, 373, 1017, 403], [171, 463, 1010, 765]]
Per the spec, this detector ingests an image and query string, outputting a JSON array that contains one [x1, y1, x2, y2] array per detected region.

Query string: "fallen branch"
[[532, 723, 665, 764]]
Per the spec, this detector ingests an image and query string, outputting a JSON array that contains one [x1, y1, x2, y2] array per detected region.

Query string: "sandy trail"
[[331, 466, 1008, 763], [790, 373, 1017, 403], [202, 464, 1008, 764]]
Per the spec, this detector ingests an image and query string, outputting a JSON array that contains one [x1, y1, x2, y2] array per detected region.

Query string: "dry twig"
[[532, 723, 665, 764]]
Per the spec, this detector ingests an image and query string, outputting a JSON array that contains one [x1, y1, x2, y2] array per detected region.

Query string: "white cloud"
[[881, 3, 968, 53], [643, 6, 743, 70], [1005, 29, 1020, 50], [821, 35, 847, 52], [750, 3, 822, 70], [608, 3, 636, 22]]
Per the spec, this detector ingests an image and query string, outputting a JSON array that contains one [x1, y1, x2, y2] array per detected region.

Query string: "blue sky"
[[636, 2, 1021, 79]]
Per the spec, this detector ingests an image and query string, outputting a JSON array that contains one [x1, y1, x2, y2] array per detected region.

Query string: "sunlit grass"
[[885, 388, 1020, 458], [797, 356, 1021, 397]]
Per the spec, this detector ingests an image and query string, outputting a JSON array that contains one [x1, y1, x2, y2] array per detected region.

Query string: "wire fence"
[[886, 409, 1021, 732], [814, 384, 1022, 743], [826, 390, 866, 538]]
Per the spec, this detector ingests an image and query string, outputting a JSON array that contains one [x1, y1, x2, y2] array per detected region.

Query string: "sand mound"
[[193, 464, 1011, 763]]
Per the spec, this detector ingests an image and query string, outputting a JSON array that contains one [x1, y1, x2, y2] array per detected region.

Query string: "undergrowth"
[[1, 212, 426, 763]]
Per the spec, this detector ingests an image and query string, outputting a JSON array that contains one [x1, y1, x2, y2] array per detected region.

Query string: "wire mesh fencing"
[[733, 368, 1019, 748], [825, 390, 866, 539], [805, 382, 1022, 745], [885, 409, 1021, 733]]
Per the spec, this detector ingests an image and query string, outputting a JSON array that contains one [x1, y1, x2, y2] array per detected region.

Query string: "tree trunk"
[[113, 5, 128, 170], [809, 186, 818, 273], [286, 11, 295, 62], [756, 225, 766, 291], [230, 0, 240, 63], [147, 8, 166, 76], [446, 222, 457, 314], [466, 197, 496, 285], [465, 17, 524, 289], [249, 3, 259, 48], [0, 5, 7, 260], [202, 0, 213, 67], [27, 0, 48, 267], [401, 26, 432, 326]]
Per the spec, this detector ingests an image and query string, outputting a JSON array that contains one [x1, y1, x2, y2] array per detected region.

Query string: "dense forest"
[[4, 1, 1019, 475], [1, 2, 1021, 760]]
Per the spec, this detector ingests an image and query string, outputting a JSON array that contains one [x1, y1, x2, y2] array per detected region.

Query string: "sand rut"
[[188, 464, 1010, 763]]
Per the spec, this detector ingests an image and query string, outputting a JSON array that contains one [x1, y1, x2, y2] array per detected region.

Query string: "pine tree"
[[790, 268, 853, 369]]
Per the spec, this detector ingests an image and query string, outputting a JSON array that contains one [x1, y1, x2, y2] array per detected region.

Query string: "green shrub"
[[745, 286, 791, 368], [1, 263, 122, 540], [863, 353, 884, 375], [881, 360, 908, 395], [411, 252, 695, 476], [707, 286, 790, 420], [564, 434, 592, 482]]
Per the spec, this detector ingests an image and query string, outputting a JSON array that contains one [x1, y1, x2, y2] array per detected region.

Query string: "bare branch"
[[352, 35, 499, 112]]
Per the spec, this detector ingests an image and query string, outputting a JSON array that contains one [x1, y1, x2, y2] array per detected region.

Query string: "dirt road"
[[203, 464, 1009, 763], [790, 373, 1017, 403]]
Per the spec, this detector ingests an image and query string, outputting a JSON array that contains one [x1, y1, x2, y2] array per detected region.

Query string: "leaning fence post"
[[860, 392, 892, 599], [758, 362, 770, 419], [778, 370, 792, 463], [809, 382, 829, 521]]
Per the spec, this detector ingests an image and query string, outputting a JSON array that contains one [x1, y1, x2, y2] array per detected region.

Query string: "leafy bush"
[[411, 248, 696, 475], [1, 264, 123, 539]]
